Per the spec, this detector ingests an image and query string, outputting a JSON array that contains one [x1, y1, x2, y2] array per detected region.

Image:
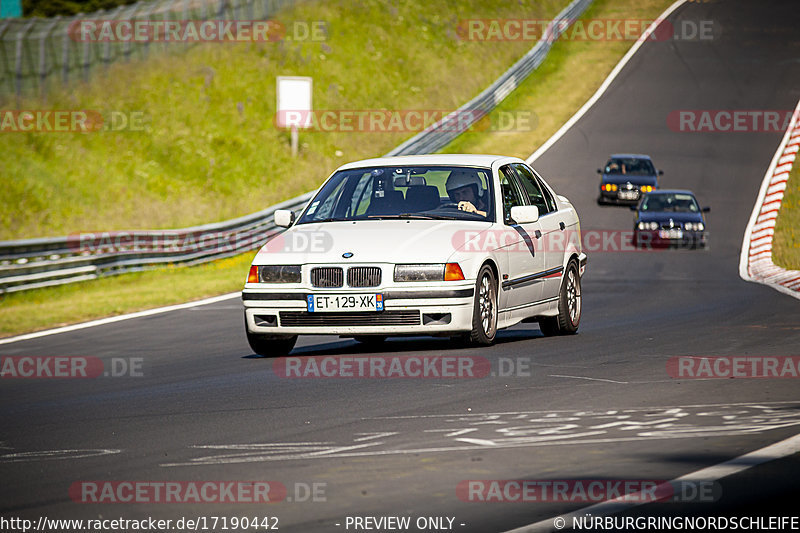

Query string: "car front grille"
[[347, 267, 382, 288], [279, 310, 420, 327], [311, 267, 344, 288]]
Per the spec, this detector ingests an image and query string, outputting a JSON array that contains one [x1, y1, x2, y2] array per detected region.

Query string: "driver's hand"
[[458, 201, 478, 213]]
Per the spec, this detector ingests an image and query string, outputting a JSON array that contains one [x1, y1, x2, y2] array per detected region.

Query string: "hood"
[[253, 219, 493, 265]]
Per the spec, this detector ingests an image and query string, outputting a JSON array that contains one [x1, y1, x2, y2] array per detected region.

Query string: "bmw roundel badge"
[[342, 252, 354, 258]]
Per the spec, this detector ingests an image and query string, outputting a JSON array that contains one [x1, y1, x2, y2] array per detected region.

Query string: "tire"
[[353, 335, 387, 345], [246, 331, 298, 357], [538, 260, 581, 336], [466, 264, 498, 345]]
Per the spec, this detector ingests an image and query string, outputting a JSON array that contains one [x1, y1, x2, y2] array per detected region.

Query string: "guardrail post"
[[0, 20, 12, 95], [39, 18, 60, 99], [15, 21, 35, 100]]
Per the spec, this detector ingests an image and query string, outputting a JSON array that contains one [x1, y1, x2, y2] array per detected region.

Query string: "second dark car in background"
[[597, 154, 663, 205]]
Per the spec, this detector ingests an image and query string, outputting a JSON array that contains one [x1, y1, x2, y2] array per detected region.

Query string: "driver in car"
[[446, 169, 488, 217]]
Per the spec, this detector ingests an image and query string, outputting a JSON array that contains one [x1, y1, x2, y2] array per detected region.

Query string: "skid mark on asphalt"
[[162, 402, 800, 467], [0, 449, 121, 463]]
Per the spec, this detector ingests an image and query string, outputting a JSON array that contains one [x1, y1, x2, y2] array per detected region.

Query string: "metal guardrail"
[[0, 0, 294, 97], [0, 192, 313, 293], [1, 0, 592, 294]]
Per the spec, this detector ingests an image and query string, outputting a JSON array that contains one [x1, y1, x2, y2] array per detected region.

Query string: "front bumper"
[[243, 285, 475, 335], [633, 229, 706, 249], [598, 189, 642, 205]]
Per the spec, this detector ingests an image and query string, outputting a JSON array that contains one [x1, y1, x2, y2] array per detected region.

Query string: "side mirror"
[[274, 209, 295, 228], [629, 205, 638, 211], [658, 169, 664, 175], [702, 206, 711, 213], [596, 168, 602, 174], [510, 205, 539, 224]]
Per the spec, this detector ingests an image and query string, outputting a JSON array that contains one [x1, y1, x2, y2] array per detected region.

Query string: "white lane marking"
[[0, 292, 240, 346], [0, 449, 121, 463], [548, 374, 629, 384], [424, 428, 479, 437], [368, 400, 800, 419], [500, 431, 800, 533], [526, 0, 689, 164], [354, 432, 399, 442], [162, 403, 800, 467]]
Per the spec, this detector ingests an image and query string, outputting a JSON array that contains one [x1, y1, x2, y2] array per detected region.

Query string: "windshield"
[[604, 157, 656, 176], [641, 193, 699, 213], [296, 166, 495, 224]]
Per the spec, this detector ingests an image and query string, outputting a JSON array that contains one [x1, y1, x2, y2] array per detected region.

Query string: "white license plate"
[[659, 229, 683, 239], [618, 191, 638, 200], [307, 293, 384, 312]]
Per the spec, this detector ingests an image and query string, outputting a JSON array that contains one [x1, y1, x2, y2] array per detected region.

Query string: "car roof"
[[336, 154, 520, 171], [645, 189, 696, 196], [609, 153, 652, 160]]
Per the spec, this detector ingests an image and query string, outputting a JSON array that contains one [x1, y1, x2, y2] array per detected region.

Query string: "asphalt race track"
[[2, 1, 800, 532]]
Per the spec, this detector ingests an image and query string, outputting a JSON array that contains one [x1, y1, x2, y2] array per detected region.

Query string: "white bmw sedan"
[[243, 154, 586, 355]]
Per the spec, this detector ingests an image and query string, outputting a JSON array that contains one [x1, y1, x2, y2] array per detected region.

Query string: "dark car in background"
[[597, 154, 663, 205], [632, 190, 710, 249]]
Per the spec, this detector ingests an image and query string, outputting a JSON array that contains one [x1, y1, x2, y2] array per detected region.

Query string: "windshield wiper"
[[365, 213, 462, 220], [297, 217, 343, 225]]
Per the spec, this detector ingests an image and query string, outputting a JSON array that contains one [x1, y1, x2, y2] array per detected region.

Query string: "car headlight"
[[685, 222, 695, 231], [255, 265, 301, 283], [394, 263, 465, 282], [649, 221, 658, 230], [697, 222, 704, 231], [640, 185, 654, 193], [637, 221, 646, 230]]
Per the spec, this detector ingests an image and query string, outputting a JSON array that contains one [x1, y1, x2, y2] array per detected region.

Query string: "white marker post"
[[276, 76, 312, 157]]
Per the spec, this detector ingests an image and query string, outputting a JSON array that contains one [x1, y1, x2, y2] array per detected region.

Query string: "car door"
[[511, 163, 565, 301], [498, 165, 545, 311]]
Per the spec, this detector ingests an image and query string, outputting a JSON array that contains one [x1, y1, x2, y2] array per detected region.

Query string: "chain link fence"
[[0, 0, 292, 98]]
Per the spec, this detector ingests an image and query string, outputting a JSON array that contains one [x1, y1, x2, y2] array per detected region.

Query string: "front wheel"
[[466, 264, 498, 345], [539, 260, 581, 336], [246, 331, 298, 357]]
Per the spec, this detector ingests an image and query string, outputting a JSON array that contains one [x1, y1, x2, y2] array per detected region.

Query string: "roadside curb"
[[739, 99, 800, 299]]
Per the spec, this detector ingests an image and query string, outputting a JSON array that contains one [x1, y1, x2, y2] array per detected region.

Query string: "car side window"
[[499, 166, 525, 225], [512, 163, 553, 215], [532, 170, 558, 213]]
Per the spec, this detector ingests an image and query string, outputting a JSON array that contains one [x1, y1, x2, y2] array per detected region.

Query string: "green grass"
[[442, 0, 675, 158], [2, 0, 566, 241], [773, 159, 800, 271], [0, 253, 254, 338]]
